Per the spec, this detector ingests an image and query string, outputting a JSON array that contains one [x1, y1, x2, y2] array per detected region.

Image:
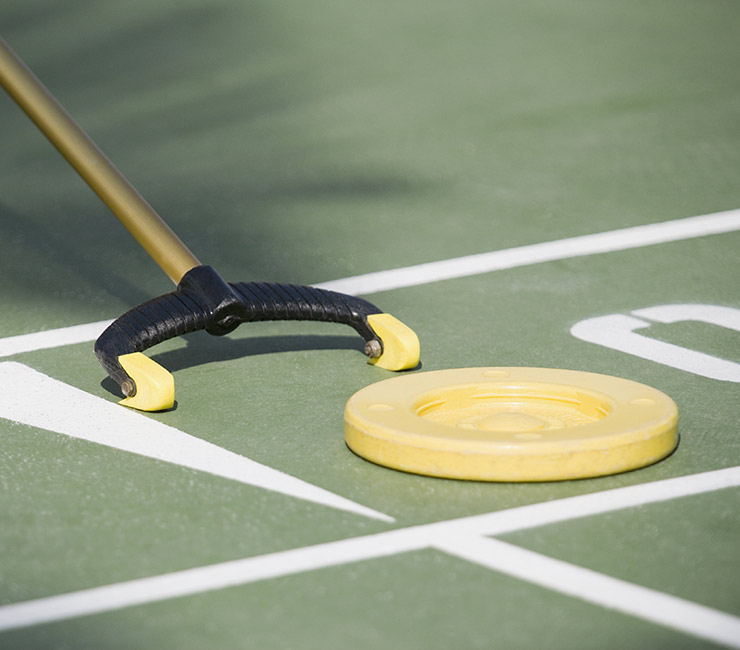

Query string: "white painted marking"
[[316, 209, 740, 295], [571, 311, 740, 382], [633, 304, 740, 332], [0, 466, 737, 632], [1, 211, 738, 359], [0, 528, 429, 632], [0, 320, 111, 358], [0, 362, 393, 522], [434, 535, 740, 649], [433, 464, 740, 538]]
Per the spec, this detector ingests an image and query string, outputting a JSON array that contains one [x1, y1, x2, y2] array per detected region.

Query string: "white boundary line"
[[0, 362, 393, 522], [435, 535, 740, 649], [1, 466, 738, 638], [0, 319, 111, 358], [316, 209, 740, 295], [1, 209, 739, 357]]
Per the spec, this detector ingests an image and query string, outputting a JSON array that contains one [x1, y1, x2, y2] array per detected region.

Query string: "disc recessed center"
[[474, 412, 546, 432]]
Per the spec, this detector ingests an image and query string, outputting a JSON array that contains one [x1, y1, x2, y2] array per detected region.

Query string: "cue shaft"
[[0, 38, 200, 284]]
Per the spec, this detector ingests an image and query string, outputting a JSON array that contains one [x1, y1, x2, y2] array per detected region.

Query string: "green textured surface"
[[1, 0, 739, 648], [0, 550, 726, 650]]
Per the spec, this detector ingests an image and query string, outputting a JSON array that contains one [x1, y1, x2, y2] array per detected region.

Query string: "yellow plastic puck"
[[344, 367, 678, 481]]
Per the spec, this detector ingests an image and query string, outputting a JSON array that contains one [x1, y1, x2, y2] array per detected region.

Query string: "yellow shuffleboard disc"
[[345, 368, 678, 481]]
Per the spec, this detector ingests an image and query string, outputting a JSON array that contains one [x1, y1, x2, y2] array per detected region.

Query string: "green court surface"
[[1, 0, 740, 648]]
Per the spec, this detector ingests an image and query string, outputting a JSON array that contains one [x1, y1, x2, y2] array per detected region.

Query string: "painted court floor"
[[1, 1, 740, 648]]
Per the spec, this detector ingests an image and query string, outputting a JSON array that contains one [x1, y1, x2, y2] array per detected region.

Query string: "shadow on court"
[[99, 332, 364, 398]]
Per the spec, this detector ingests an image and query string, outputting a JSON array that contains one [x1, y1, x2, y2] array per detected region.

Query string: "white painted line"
[[0, 465, 736, 632], [0, 526, 430, 632], [315, 209, 740, 295], [0, 362, 393, 522], [0, 319, 111, 358], [571, 313, 740, 382], [434, 535, 740, 649], [0, 210, 737, 357], [634, 304, 740, 332], [444, 464, 740, 538]]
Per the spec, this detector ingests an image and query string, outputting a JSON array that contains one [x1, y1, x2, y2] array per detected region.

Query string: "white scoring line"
[[316, 208, 740, 295], [0, 362, 393, 522], [1, 465, 738, 636], [435, 535, 740, 649], [1, 209, 739, 358], [0, 319, 111, 358]]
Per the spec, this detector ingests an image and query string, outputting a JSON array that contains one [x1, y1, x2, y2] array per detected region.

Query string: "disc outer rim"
[[344, 367, 679, 482]]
